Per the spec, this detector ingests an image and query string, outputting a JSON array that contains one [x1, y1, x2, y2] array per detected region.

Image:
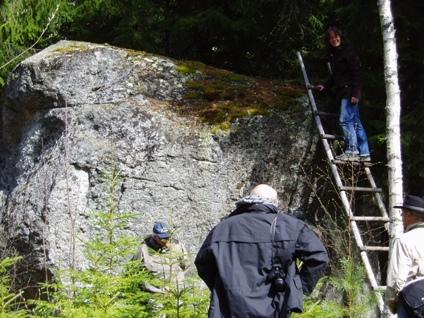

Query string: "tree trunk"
[[378, 0, 403, 316], [378, 0, 403, 238]]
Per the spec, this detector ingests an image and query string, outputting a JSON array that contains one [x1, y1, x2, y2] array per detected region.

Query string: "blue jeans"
[[397, 301, 410, 318], [339, 98, 370, 156]]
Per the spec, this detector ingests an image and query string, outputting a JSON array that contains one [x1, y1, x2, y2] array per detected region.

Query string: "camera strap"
[[270, 212, 279, 244], [270, 212, 280, 265], [270, 211, 293, 275], [270, 211, 292, 316]]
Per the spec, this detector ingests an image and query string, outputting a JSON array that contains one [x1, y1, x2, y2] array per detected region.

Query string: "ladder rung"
[[315, 111, 338, 118], [361, 246, 389, 251], [332, 159, 373, 166], [340, 186, 382, 193], [321, 134, 343, 140], [322, 134, 336, 139], [351, 216, 390, 222]]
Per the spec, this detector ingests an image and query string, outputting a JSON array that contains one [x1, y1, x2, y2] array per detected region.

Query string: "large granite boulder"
[[0, 41, 317, 286]]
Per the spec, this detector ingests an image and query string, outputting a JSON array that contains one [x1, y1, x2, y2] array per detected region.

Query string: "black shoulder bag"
[[400, 277, 424, 318]]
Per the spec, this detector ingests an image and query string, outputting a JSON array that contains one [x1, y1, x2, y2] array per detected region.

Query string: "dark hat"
[[152, 221, 170, 239], [394, 195, 424, 214]]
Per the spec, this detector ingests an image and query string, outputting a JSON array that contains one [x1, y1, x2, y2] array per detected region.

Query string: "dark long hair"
[[325, 26, 345, 50]]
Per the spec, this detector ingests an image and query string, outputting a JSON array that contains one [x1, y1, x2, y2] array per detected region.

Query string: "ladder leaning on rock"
[[297, 51, 390, 314]]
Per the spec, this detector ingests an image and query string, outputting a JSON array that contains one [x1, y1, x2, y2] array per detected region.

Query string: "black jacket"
[[325, 42, 362, 100], [195, 203, 329, 318]]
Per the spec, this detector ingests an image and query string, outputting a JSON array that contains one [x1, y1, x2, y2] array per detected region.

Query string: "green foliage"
[[146, 272, 210, 318], [293, 258, 378, 318], [1, 0, 422, 191], [297, 298, 345, 318], [0, 256, 28, 317], [31, 165, 209, 317], [301, 163, 381, 317], [0, 0, 330, 83], [55, 0, 328, 78], [0, 0, 423, 189], [0, 0, 72, 86], [393, 0, 424, 187], [32, 271, 150, 318], [125, 221, 209, 318], [293, 279, 344, 318], [31, 165, 147, 317], [330, 258, 378, 317]]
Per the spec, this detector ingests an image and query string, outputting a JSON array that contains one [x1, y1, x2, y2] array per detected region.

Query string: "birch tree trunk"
[[378, 1, 403, 316], [378, 0, 403, 239]]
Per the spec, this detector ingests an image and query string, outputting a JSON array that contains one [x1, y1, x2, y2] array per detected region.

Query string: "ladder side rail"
[[296, 52, 326, 133], [355, 213, 385, 312], [297, 52, 336, 161], [364, 166, 390, 301], [335, 165, 386, 311], [347, 195, 383, 306], [311, 144, 385, 306], [322, 180, 385, 309], [339, 182, 386, 307], [360, 251, 380, 287], [364, 166, 389, 312], [355, 212, 385, 311], [364, 167, 389, 218], [360, 250, 385, 312], [349, 209, 365, 248]]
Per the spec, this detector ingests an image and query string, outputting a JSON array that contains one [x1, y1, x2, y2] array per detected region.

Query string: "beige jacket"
[[133, 237, 188, 293], [385, 223, 424, 305]]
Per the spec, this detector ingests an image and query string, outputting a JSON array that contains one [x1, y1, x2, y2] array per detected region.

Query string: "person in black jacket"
[[195, 184, 329, 318], [316, 26, 371, 162]]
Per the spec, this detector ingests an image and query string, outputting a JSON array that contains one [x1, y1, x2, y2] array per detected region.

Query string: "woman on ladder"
[[315, 26, 371, 162]]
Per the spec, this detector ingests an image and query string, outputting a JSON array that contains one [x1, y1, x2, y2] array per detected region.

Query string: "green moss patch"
[[175, 60, 304, 132], [52, 42, 91, 54]]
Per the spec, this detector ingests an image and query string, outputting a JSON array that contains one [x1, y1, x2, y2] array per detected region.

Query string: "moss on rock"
[[176, 60, 304, 132], [51, 42, 91, 54]]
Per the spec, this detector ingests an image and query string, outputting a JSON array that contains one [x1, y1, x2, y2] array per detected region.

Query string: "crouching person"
[[133, 221, 188, 293]]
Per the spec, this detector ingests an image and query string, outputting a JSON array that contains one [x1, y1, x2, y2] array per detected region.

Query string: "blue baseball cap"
[[153, 221, 170, 239]]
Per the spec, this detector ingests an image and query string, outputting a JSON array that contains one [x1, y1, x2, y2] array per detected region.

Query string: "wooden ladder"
[[297, 51, 389, 313]]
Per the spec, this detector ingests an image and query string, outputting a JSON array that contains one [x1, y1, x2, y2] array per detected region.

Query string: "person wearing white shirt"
[[385, 194, 424, 317]]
